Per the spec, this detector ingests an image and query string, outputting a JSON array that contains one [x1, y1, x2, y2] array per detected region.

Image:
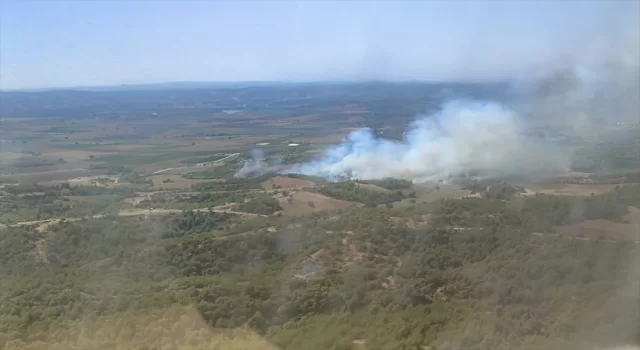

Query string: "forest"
[[315, 181, 408, 207], [0, 183, 638, 350]]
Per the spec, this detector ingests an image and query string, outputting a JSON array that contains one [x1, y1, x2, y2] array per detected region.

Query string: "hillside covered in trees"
[[0, 184, 638, 350]]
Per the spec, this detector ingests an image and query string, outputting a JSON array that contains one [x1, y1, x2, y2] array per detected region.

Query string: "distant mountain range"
[[1, 80, 363, 93], [0, 81, 509, 119]]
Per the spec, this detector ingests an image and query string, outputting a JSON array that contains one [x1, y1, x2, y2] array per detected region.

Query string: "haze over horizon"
[[1, 0, 638, 90]]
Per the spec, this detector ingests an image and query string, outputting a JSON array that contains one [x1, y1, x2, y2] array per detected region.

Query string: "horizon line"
[[0, 78, 509, 93]]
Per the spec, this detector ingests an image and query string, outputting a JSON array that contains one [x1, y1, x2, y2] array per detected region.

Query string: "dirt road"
[[151, 153, 240, 174], [5, 205, 265, 231]]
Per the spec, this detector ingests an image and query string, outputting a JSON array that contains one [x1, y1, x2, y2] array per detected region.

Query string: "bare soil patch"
[[261, 176, 315, 190], [277, 191, 359, 216]]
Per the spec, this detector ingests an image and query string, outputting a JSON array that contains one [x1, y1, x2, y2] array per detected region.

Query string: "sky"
[[0, 0, 638, 90]]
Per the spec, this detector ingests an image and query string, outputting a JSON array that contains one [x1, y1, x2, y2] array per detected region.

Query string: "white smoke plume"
[[285, 101, 570, 182], [284, 29, 639, 183], [235, 149, 267, 178], [235, 149, 284, 178]]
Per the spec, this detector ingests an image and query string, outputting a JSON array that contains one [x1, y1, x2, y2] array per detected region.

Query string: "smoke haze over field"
[[283, 20, 639, 182], [235, 149, 268, 178], [230, 4, 639, 183], [285, 101, 570, 182]]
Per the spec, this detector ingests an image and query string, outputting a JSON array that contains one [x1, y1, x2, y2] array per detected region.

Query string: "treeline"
[[191, 177, 266, 191], [431, 184, 640, 232], [284, 173, 328, 183], [459, 179, 525, 199], [137, 191, 248, 210], [234, 195, 282, 215], [315, 181, 406, 206], [2, 182, 135, 196], [357, 178, 413, 190]]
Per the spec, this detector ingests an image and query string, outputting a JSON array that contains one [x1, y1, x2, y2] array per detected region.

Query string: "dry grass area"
[[140, 160, 232, 174], [298, 130, 352, 144], [2, 306, 280, 350], [123, 195, 151, 206], [184, 136, 269, 150], [556, 206, 640, 242], [339, 105, 368, 114], [64, 175, 119, 187], [41, 150, 115, 162], [0, 152, 26, 162], [261, 176, 315, 190], [96, 144, 156, 151], [16, 169, 108, 183], [390, 214, 431, 229], [277, 190, 359, 216], [64, 195, 112, 204], [518, 183, 617, 196]]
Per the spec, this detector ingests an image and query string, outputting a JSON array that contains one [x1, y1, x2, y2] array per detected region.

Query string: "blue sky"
[[1, 0, 637, 89]]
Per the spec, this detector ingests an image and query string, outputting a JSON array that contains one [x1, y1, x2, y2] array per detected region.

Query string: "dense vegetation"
[[190, 178, 266, 192], [2, 79, 638, 350], [0, 183, 135, 224], [357, 178, 413, 191], [0, 182, 638, 350], [314, 181, 406, 206], [235, 195, 283, 215]]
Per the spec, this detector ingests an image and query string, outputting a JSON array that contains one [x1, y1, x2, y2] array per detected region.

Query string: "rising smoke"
[[284, 101, 570, 182], [235, 149, 284, 178], [235, 149, 268, 178], [282, 45, 639, 182], [237, 7, 639, 184]]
